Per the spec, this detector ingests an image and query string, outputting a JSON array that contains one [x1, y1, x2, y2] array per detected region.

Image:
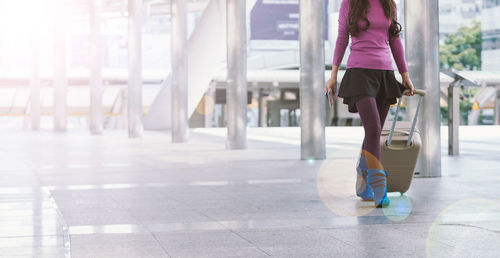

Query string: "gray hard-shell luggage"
[[380, 89, 426, 194]]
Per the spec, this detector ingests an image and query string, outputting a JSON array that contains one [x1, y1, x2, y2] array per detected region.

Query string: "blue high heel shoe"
[[366, 169, 390, 208], [356, 155, 374, 201]]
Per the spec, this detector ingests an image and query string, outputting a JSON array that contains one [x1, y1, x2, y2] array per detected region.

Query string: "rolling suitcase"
[[380, 89, 426, 194]]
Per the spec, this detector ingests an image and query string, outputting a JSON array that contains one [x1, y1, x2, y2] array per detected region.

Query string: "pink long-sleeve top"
[[333, 0, 408, 73]]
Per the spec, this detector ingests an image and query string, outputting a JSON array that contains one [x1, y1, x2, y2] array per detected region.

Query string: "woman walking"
[[325, 0, 415, 207]]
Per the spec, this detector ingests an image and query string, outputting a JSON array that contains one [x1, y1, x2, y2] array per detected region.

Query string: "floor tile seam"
[[224, 229, 273, 257], [427, 217, 500, 224], [47, 195, 71, 258], [25, 170, 72, 258], [109, 193, 139, 214], [197, 210, 241, 231], [196, 210, 272, 256], [225, 233, 280, 254], [306, 226, 372, 255], [150, 232, 173, 258], [220, 219, 415, 233], [437, 223, 500, 234], [105, 193, 185, 258], [106, 194, 157, 233], [309, 220, 439, 231], [327, 225, 455, 249]]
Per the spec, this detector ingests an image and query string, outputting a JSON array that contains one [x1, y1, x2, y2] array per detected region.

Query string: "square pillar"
[[299, 0, 326, 160], [89, 0, 103, 134], [128, 0, 144, 138], [226, 0, 247, 150], [171, 0, 189, 142], [405, 0, 441, 177]]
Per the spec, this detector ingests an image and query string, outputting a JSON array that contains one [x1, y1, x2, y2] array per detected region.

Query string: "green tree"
[[440, 20, 482, 71]]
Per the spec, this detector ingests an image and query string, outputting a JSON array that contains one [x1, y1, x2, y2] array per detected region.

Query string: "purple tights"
[[356, 97, 391, 168]]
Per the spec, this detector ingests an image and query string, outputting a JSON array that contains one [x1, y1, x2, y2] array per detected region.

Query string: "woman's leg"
[[357, 97, 391, 207], [377, 102, 391, 129], [356, 97, 383, 168], [360, 101, 391, 157]]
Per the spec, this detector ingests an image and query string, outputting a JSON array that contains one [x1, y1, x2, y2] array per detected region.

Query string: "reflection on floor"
[[1, 126, 499, 257]]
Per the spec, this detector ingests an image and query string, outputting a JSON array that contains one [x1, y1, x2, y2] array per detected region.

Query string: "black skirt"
[[338, 68, 405, 113]]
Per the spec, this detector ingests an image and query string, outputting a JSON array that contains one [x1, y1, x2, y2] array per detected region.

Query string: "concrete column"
[[128, 0, 144, 138], [30, 19, 41, 130], [204, 83, 216, 128], [495, 85, 500, 125], [405, 0, 441, 177], [258, 88, 265, 127], [171, 0, 189, 142], [299, 0, 326, 160], [226, 0, 247, 149], [53, 0, 67, 132], [448, 83, 459, 155], [89, 0, 103, 134]]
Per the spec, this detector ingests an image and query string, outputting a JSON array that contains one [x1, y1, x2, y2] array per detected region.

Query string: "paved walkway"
[[1, 126, 499, 257]]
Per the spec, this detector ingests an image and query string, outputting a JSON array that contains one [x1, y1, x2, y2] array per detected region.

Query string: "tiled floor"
[[0, 156, 69, 257], [0, 126, 499, 257]]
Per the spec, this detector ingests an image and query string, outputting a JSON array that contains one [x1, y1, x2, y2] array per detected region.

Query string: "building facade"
[[439, 0, 482, 43], [482, 0, 500, 71]]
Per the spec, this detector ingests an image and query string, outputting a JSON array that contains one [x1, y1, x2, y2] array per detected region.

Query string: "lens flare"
[[382, 193, 412, 221], [426, 198, 500, 257], [317, 155, 377, 217], [317, 150, 413, 219]]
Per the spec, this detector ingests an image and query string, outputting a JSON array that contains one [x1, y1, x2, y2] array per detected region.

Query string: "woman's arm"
[[326, 0, 349, 92], [332, 0, 349, 69], [389, 37, 408, 74], [388, 4, 414, 95], [388, 5, 408, 74], [390, 30, 414, 95]]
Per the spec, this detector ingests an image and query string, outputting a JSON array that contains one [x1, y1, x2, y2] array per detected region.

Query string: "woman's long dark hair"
[[348, 0, 402, 40]]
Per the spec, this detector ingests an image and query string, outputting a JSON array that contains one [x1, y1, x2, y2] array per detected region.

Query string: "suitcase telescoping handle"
[[387, 89, 426, 147]]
